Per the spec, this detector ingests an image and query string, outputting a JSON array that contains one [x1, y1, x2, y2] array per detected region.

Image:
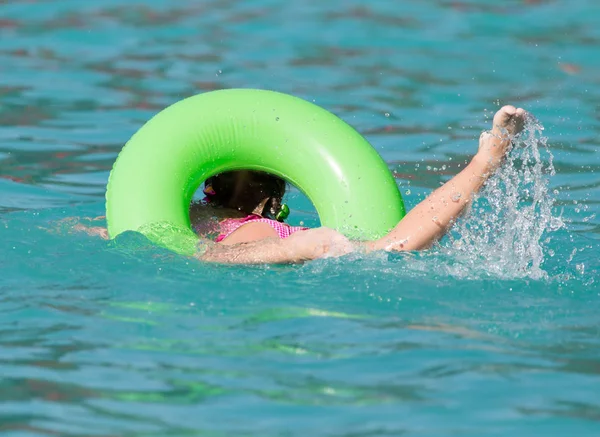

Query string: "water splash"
[[443, 115, 564, 279]]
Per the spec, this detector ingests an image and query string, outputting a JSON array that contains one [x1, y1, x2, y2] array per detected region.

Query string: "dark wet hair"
[[203, 170, 287, 221]]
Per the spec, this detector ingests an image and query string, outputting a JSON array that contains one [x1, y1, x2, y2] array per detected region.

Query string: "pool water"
[[1, 1, 599, 435]]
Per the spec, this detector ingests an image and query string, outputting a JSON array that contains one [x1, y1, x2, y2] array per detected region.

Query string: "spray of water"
[[443, 115, 564, 279]]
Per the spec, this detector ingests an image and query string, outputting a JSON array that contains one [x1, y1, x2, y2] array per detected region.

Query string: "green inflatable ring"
[[105, 89, 405, 256]]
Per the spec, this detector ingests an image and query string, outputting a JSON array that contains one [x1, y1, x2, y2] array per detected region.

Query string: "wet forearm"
[[367, 156, 493, 252], [198, 238, 301, 264]]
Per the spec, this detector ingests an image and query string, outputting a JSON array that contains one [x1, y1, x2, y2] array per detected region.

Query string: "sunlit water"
[[1, 1, 599, 436]]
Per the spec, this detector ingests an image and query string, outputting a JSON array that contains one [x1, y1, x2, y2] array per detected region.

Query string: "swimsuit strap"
[[216, 214, 308, 242]]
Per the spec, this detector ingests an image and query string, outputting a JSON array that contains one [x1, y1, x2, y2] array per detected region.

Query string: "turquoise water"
[[1, 0, 599, 435]]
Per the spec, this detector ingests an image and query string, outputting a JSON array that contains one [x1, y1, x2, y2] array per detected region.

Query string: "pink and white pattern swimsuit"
[[216, 214, 308, 242]]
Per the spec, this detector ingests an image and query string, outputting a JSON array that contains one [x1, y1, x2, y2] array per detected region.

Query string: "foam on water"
[[441, 116, 564, 280]]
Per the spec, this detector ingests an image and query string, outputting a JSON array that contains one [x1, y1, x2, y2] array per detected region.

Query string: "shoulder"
[[219, 220, 279, 245]]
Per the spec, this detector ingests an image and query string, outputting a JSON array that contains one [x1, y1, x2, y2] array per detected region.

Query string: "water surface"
[[1, 1, 599, 436]]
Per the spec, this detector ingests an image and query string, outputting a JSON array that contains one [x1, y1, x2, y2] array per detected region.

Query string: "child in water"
[[79, 105, 527, 264]]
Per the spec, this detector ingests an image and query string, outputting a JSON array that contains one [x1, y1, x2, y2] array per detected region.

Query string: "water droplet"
[[582, 213, 596, 223], [451, 193, 462, 202], [275, 117, 280, 121], [384, 112, 390, 117], [405, 189, 411, 195], [446, 115, 561, 279]]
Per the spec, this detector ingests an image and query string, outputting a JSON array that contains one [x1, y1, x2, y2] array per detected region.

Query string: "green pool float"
[[105, 89, 405, 255]]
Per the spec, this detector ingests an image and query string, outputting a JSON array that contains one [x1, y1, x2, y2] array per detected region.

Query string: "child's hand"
[[285, 227, 355, 261], [476, 105, 527, 172], [73, 224, 109, 239]]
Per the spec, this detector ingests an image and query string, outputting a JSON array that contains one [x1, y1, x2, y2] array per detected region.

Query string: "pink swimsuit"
[[216, 215, 308, 242]]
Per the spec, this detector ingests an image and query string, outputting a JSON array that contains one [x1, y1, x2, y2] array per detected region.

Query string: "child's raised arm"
[[365, 105, 527, 252]]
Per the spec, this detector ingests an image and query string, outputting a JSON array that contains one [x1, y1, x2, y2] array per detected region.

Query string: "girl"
[[79, 105, 527, 264]]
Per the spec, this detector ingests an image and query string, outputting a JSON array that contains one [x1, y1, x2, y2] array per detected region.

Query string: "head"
[[203, 170, 288, 221]]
